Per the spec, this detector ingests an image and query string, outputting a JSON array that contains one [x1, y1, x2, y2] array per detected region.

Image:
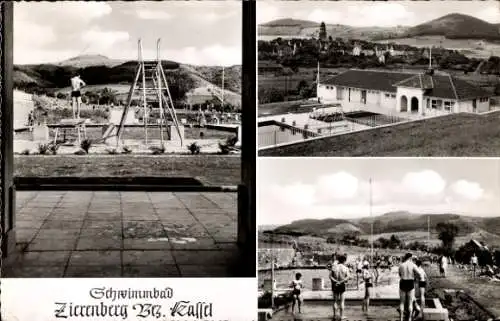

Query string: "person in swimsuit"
[[330, 254, 351, 320], [290, 273, 303, 314], [356, 259, 363, 289], [70, 74, 86, 119], [413, 259, 427, 319], [361, 262, 374, 313], [398, 253, 423, 321]]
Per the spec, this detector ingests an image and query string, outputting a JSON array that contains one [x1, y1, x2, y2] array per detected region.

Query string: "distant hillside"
[[405, 13, 500, 40], [56, 54, 125, 68], [259, 18, 406, 40], [269, 212, 500, 240], [259, 13, 500, 41]]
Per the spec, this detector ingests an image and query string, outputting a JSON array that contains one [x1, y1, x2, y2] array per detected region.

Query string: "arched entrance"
[[411, 97, 419, 113], [400, 95, 408, 112]]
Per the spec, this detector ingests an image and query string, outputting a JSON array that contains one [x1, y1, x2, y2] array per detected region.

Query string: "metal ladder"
[[114, 38, 183, 147]]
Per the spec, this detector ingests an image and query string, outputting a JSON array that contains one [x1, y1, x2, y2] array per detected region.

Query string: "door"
[[361, 90, 367, 104], [348, 88, 351, 102], [472, 99, 477, 112]]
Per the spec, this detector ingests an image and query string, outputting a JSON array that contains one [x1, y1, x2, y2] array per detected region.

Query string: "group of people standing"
[[288, 252, 429, 321]]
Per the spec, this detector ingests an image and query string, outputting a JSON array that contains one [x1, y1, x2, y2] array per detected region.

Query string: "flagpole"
[[370, 178, 373, 266], [271, 234, 275, 309]]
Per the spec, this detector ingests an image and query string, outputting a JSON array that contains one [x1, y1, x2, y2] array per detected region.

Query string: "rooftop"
[[322, 69, 491, 100], [3, 190, 247, 277]]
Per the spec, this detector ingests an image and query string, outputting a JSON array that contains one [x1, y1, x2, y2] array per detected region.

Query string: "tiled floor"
[[3, 191, 248, 277]]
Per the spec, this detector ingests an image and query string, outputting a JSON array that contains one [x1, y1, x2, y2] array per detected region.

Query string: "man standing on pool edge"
[[398, 253, 423, 321], [70, 73, 86, 119], [330, 254, 351, 320]]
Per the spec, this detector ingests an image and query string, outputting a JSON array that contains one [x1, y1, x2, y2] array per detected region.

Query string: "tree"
[[436, 222, 459, 255], [319, 22, 327, 41]]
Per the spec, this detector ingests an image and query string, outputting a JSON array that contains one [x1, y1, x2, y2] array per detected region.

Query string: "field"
[[14, 155, 240, 186], [363, 231, 500, 248], [376, 36, 500, 59], [259, 112, 500, 157]]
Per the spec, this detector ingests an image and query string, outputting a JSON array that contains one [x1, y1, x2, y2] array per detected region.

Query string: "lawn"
[[427, 264, 500, 319], [14, 155, 240, 186], [259, 112, 500, 157]]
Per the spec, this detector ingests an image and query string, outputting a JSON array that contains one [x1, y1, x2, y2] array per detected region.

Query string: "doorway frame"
[[0, 1, 256, 275]]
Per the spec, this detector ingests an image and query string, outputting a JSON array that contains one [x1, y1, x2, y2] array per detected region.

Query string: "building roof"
[[322, 69, 491, 100], [322, 70, 412, 93]]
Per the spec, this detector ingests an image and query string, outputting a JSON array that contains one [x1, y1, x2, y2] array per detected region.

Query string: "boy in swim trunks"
[[361, 262, 374, 313], [70, 74, 86, 119], [412, 259, 427, 319], [398, 253, 423, 321], [330, 254, 351, 320], [290, 273, 303, 314]]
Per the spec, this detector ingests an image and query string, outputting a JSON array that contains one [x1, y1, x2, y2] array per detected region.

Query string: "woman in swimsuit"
[[290, 273, 303, 314]]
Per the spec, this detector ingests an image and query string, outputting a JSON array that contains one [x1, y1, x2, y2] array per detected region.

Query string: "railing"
[[258, 120, 319, 147]]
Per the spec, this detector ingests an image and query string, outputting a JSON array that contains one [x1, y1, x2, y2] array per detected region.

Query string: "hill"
[[56, 54, 125, 68], [13, 56, 242, 105], [258, 13, 500, 41], [268, 212, 500, 243], [405, 13, 500, 40]]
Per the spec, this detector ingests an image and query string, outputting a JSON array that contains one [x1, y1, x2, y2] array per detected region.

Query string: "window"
[[385, 93, 390, 98], [479, 97, 489, 102], [444, 101, 453, 112], [431, 99, 443, 110], [391, 94, 396, 98], [337, 87, 344, 100]]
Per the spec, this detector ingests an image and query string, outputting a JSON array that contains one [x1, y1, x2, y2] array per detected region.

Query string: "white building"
[[317, 69, 491, 116]]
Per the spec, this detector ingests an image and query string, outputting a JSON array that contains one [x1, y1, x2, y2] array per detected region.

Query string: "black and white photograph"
[[257, 0, 500, 157], [0, 0, 254, 278], [257, 158, 500, 321]]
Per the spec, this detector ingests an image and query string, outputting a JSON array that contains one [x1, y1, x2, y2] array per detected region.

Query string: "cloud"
[[14, 20, 56, 48], [306, 9, 342, 24], [137, 10, 173, 20], [316, 172, 359, 201], [81, 29, 130, 52], [402, 170, 446, 196], [269, 183, 316, 207], [451, 180, 484, 201], [257, 2, 281, 24], [15, 2, 112, 24], [475, 6, 500, 23]]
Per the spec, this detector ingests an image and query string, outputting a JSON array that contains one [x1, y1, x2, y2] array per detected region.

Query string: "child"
[[412, 259, 427, 320], [362, 263, 374, 313], [290, 273, 303, 314]]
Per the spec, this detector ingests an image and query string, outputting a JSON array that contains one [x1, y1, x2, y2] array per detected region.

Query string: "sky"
[[258, 158, 500, 226], [14, 1, 242, 66], [257, 1, 500, 27]]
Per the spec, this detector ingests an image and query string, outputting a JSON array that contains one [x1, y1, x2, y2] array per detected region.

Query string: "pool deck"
[[2, 191, 248, 277], [272, 301, 400, 321]]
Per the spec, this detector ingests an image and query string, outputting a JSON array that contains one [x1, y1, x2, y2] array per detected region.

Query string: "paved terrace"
[[3, 191, 245, 277]]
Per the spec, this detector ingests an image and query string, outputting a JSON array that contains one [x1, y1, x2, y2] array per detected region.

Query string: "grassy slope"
[[14, 155, 240, 186], [259, 112, 500, 157]]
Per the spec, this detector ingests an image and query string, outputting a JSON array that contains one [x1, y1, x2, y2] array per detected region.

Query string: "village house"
[[317, 69, 491, 116]]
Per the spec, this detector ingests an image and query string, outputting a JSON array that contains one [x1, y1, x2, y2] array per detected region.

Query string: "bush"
[[218, 135, 238, 154], [20, 149, 30, 155], [187, 142, 201, 155], [150, 145, 166, 155], [80, 139, 92, 154], [122, 146, 132, 154], [48, 143, 60, 155], [106, 148, 119, 155], [37, 143, 50, 155]]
